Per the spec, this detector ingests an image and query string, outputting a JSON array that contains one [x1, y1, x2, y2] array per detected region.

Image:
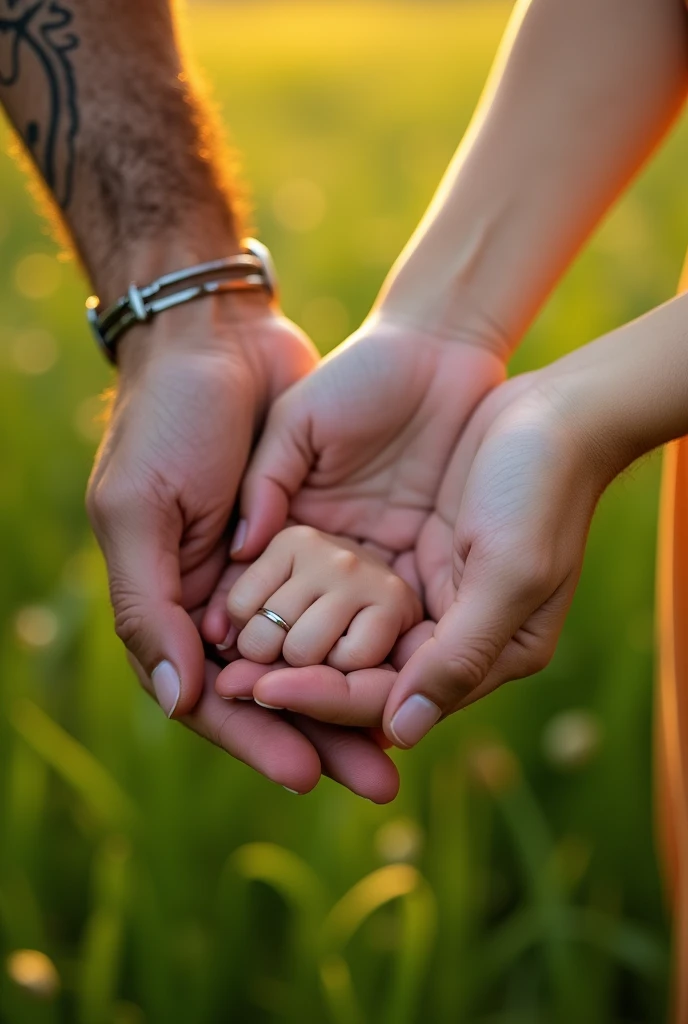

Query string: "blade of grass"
[[77, 836, 131, 1024], [229, 842, 327, 1023], [10, 699, 137, 833], [322, 864, 436, 1024]]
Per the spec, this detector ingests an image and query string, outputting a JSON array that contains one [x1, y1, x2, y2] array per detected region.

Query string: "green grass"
[[1, 2, 687, 1020]]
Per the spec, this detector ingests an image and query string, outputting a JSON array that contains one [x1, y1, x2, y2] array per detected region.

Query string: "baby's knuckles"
[[236, 626, 281, 664], [226, 568, 274, 624], [282, 633, 323, 668], [329, 548, 361, 575], [280, 524, 321, 550], [382, 571, 420, 618]]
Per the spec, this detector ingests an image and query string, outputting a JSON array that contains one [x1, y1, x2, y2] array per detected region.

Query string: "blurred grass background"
[[1, 2, 687, 1021]]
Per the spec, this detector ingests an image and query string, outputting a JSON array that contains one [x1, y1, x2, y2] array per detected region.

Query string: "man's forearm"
[[0, 0, 242, 302], [376, 0, 688, 356]]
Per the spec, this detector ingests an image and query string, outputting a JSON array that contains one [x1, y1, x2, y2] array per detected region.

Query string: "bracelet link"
[[127, 283, 148, 323], [86, 237, 278, 365]]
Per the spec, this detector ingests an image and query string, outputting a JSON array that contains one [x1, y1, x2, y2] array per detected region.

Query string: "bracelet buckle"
[[86, 237, 278, 365]]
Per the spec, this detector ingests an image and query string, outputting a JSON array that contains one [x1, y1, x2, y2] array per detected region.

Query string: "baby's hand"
[[222, 525, 422, 673]]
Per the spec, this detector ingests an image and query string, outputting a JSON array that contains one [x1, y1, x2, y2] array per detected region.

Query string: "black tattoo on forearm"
[[0, 0, 79, 208]]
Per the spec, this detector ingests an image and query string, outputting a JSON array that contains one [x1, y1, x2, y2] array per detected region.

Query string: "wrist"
[[535, 293, 688, 485], [92, 233, 279, 376], [115, 286, 275, 381], [89, 229, 245, 307], [534, 361, 644, 492], [374, 242, 513, 362]]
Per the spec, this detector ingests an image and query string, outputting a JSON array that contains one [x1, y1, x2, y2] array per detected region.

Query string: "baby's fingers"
[[237, 580, 317, 664], [252, 664, 396, 727], [327, 605, 401, 672], [227, 535, 294, 626], [216, 658, 289, 701], [281, 594, 360, 667]]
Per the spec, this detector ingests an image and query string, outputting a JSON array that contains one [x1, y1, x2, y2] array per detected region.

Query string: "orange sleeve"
[[657, 435, 688, 1022]]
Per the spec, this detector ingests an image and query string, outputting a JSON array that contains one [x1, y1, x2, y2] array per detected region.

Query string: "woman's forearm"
[[541, 290, 688, 480], [0, 0, 243, 303], [376, 0, 688, 357]]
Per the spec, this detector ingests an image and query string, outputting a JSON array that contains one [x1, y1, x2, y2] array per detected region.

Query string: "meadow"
[[1, 3, 688, 1021]]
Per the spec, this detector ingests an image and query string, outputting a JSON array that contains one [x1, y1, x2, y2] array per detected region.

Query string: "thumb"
[[91, 492, 206, 718], [382, 554, 545, 748], [231, 394, 314, 560]]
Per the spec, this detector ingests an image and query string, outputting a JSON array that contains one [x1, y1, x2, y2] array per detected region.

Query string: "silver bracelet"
[[86, 237, 278, 365]]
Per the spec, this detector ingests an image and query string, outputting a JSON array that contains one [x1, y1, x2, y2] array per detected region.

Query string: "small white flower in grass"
[[14, 605, 59, 648], [6, 949, 60, 999], [542, 709, 602, 770], [375, 817, 423, 863]]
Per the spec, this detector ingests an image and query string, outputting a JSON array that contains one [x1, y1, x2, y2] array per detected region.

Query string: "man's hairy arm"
[[0, 0, 242, 299], [0, 1, 401, 802]]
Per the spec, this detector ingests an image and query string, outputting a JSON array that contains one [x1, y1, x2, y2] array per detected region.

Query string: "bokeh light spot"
[[375, 817, 423, 863], [10, 328, 58, 375], [272, 178, 326, 233], [14, 252, 61, 300], [6, 949, 60, 999], [542, 709, 602, 770], [467, 741, 520, 793], [14, 605, 59, 648]]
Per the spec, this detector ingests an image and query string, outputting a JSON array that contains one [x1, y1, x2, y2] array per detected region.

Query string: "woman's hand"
[[230, 314, 506, 561], [381, 371, 619, 746]]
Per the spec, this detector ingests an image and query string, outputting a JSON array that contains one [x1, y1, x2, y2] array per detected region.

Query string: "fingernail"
[[216, 624, 238, 651], [254, 698, 284, 710], [230, 519, 247, 555], [389, 694, 441, 748], [151, 660, 181, 718], [283, 787, 300, 795]]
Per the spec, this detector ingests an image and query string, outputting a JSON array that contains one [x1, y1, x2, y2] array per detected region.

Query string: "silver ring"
[[256, 607, 291, 633]]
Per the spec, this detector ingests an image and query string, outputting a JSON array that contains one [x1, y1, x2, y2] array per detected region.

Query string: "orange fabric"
[[658, 435, 688, 1022]]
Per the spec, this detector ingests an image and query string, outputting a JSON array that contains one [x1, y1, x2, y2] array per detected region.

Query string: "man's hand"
[[129, 641, 401, 803], [87, 296, 317, 717]]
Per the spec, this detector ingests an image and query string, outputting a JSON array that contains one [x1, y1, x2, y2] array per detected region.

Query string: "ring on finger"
[[255, 607, 291, 633]]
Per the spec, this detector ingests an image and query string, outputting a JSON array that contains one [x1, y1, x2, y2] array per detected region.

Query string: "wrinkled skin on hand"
[[220, 371, 607, 747], [231, 315, 507, 563], [209, 316, 508, 725], [87, 304, 317, 711]]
